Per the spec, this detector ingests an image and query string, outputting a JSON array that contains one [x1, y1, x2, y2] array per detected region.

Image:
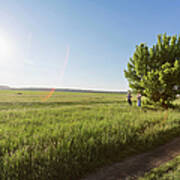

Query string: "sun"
[[0, 36, 13, 60]]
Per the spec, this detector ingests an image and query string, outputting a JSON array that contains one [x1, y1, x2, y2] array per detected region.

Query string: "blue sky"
[[0, 0, 180, 90]]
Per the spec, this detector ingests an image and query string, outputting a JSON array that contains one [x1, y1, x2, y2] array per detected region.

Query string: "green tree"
[[124, 34, 180, 108]]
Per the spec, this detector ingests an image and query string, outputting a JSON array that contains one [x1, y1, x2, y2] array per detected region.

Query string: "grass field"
[[0, 90, 180, 179], [139, 155, 180, 180]]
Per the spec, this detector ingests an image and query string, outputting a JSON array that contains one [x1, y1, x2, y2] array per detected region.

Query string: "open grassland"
[[139, 155, 180, 180], [0, 90, 180, 179]]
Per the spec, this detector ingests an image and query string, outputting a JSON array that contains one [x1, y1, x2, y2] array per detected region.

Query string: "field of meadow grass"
[[0, 90, 180, 179], [139, 155, 180, 180]]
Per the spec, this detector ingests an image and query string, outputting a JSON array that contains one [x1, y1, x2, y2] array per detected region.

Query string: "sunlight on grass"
[[0, 91, 180, 179]]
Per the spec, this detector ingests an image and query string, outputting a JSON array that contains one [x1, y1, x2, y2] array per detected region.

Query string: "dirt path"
[[82, 137, 180, 180]]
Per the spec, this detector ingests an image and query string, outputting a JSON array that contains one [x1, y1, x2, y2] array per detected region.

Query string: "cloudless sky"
[[0, 0, 180, 90]]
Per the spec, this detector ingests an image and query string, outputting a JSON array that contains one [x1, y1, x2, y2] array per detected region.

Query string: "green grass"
[[139, 156, 180, 180], [0, 90, 180, 179]]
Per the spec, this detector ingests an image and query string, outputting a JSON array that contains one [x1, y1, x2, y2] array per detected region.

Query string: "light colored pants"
[[137, 99, 141, 107]]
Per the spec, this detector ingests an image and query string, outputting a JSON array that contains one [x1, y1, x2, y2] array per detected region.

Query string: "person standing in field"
[[127, 91, 132, 106], [137, 93, 142, 107]]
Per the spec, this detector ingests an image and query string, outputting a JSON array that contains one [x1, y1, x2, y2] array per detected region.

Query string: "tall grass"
[[0, 91, 180, 179]]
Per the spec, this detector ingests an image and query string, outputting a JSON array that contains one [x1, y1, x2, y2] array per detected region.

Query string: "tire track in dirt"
[[82, 137, 180, 180]]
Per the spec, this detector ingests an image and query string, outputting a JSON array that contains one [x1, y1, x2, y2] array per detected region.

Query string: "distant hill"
[[11, 87, 127, 94], [1, 85, 127, 94], [0, 85, 11, 90]]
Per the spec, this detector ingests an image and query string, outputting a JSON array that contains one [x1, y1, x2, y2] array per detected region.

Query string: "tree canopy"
[[124, 34, 180, 108]]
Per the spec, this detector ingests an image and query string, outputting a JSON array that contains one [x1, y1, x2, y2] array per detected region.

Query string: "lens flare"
[[41, 88, 55, 102], [41, 45, 70, 102], [59, 45, 70, 83]]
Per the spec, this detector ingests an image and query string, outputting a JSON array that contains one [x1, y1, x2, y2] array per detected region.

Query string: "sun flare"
[[0, 36, 13, 60]]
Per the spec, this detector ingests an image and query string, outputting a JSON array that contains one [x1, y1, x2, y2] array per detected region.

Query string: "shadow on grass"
[[141, 103, 180, 112], [170, 104, 180, 112], [141, 106, 159, 112]]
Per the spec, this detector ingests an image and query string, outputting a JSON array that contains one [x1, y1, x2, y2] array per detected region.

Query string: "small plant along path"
[[82, 137, 180, 180]]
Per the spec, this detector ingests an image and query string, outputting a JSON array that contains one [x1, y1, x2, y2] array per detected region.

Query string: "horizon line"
[[3, 85, 128, 92]]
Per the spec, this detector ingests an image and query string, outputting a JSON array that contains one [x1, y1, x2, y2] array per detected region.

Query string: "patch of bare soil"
[[82, 137, 180, 180]]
